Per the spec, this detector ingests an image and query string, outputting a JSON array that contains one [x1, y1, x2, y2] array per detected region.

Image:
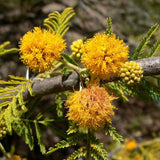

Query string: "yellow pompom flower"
[[81, 33, 129, 80], [6, 155, 27, 160], [125, 139, 137, 151], [19, 27, 66, 73], [66, 86, 116, 130]]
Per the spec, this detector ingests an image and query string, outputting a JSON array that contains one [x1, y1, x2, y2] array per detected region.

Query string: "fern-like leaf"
[[67, 122, 79, 135], [149, 40, 160, 57], [34, 121, 46, 154], [24, 121, 34, 150], [67, 147, 86, 160], [47, 133, 86, 154], [105, 17, 113, 36], [43, 8, 75, 37], [106, 82, 129, 102], [0, 41, 19, 56], [55, 93, 64, 118], [132, 23, 159, 60], [91, 145, 108, 160], [4, 104, 12, 133], [90, 134, 108, 160], [104, 124, 123, 143]]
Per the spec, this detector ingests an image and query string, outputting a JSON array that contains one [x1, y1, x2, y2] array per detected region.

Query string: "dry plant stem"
[[0, 142, 9, 158], [86, 129, 91, 160]]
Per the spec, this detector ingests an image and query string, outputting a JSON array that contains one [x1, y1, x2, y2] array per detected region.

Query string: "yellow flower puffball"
[[81, 33, 129, 80], [66, 86, 116, 130], [19, 27, 66, 73]]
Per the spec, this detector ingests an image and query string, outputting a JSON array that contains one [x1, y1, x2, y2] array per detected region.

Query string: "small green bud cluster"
[[70, 39, 85, 59], [0, 119, 8, 139], [120, 61, 143, 85]]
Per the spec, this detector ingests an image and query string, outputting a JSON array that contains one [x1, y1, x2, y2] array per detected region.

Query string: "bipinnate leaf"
[[105, 17, 113, 36], [34, 121, 46, 154], [67, 147, 86, 160], [43, 8, 75, 37], [149, 40, 160, 57], [132, 23, 159, 60], [104, 124, 123, 143], [47, 133, 86, 154], [90, 134, 108, 160], [24, 121, 34, 150]]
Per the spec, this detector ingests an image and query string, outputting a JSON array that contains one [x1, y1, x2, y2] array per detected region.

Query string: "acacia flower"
[[66, 86, 116, 130], [125, 139, 137, 151], [19, 27, 66, 73], [81, 33, 129, 80]]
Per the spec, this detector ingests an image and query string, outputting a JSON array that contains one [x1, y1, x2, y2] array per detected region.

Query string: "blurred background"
[[0, 0, 160, 159]]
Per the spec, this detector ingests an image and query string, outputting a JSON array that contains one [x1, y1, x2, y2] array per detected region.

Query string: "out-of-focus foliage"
[[111, 138, 160, 160]]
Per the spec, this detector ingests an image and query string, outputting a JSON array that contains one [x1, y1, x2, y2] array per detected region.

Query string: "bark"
[[3, 56, 160, 101]]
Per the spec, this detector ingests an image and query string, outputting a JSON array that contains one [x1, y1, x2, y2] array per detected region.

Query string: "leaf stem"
[[0, 142, 9, 158], [60, 58, 81, 72], [86, 129, 91, 160]]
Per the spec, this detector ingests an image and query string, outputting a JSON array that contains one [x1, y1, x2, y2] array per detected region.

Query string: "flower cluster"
[[19, 27, 66, 73], [66, 86, 116, 130], [0, 119, 7, 139], [70, 39, 85, 59], [81, 33, 129, 80], [120, 61, 143, 85]]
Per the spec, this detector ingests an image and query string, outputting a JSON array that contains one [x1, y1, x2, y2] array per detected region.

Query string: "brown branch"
[[23, 56, 160, 100], [136, 57, 160, 76], [23, 71, 80, 101], [1, 56, 160, 102]]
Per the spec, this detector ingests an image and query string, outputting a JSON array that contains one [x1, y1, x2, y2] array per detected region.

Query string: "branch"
[[2, 56, 160, 102], [23, 71, 80, 100], [24, 56, 160, 99], [136, 57, 160, 76]]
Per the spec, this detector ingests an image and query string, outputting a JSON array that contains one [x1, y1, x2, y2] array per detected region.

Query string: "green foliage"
[[132, 24, 159, 60], [47, 133, 86, 154], [107, 76, 160, 103], [104, 124, 123, 143], [90, 134, 108, 160], [106, 82, 129, 102], [62, 53, 78, 66], [105, 17, 113, 36], [139, 139, 160, 160], [149, 40, 160, 57], [61, 67, 69, 75], [111, 138, 160, 160], [67, 122, 79, 135], [43, 8, 75, 37], [55, 93, 64, 118], [0, 41, 19, 56], [0, 76, 33, 133], [34, 121, 46, 154], [67, 147, 86, 160]]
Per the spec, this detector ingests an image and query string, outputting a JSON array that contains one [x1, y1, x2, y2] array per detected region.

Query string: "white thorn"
[[79, 82, 82, 91], [26, 67, 29, 80]]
